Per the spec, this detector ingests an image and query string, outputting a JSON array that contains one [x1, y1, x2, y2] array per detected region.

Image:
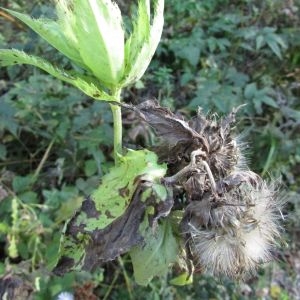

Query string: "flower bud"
[[3, 0, 164, 90]]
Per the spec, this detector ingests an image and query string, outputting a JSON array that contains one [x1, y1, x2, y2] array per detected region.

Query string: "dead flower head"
[[185, 174, 284, 279], [116, 100, 285, 280]]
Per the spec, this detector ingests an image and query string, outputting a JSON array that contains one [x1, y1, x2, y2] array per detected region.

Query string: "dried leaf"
[[0, 275, 32, 300], [53, 149, 172, 275], [126, 100, 207, 147], [54, 186, 146, 274], [113, 101, 243, 177]]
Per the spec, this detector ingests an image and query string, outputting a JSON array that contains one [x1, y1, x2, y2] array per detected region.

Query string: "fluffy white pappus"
[[188, 178, 284, 279], [56, 291, 74, 300], [232, 134, 250, 172], [206, 171, 261, 228]]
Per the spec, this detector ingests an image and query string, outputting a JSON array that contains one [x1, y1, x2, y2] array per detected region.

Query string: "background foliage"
[[0, 0, 299, 299]]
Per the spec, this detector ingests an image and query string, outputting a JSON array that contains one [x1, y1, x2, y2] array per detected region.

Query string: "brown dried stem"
[[164, 149, 217, 194]]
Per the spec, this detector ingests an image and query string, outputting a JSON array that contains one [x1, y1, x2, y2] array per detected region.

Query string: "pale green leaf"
[[256, 35, 265, 50], [261, 96, 279, 108], [262, 27, 276, 34], [0, 49, 112, 101], [253, 97, 263, 114], [271, 33, 287, 49], [207, 37, 217, 52], [55, 0, 79, 52], [124, 0, 151, 77], [73, 0, 125, 86], [266, 39, 282, 59], [244, 82, 257, 99], [169, 272, 193, 286], [122, 0, 164, 86], [2, 8, 84, 68], [281, 107, 300, 120], [84, 149, 166, 231], [130, 218, 178, 286]]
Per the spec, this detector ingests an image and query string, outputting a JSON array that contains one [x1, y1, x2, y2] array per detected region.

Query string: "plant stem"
[[110, 88, 122, 165], [118, 257, 133, 300], [33, 137, 55, 180]]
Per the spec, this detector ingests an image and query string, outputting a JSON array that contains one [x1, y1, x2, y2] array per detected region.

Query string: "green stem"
[[118, 257, 133, 300], [262, 137, 276, 176], [110, 88, 122, 165]]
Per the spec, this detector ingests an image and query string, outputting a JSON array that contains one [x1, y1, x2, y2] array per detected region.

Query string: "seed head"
[[185, 176, 284, 279]]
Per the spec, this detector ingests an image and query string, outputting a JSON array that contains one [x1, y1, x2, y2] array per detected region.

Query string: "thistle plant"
[[108, 100, 285, 281], [0, 0, 285, 287], [0, 0, 164, 163]]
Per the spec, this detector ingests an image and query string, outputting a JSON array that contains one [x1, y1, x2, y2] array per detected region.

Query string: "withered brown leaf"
[[111, 100, 209, 154], [53, 183, 173, 275]]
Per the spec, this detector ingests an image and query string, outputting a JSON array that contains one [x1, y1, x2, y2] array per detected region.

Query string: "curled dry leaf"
[[113, 100, 209, 159], [114, 100, 244, 177]]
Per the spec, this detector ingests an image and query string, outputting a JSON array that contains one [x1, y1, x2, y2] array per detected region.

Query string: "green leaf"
[[0, 223, 9, 234], [84, 159, 98, 177], [225, 67, 249, 87], [256, 35, 265, 50], [267, 39, 282, 59], [0, 49, 112, 101], [18, 191, 38, 204], [12, 175, 35, 193], [216, 38, 230, 52], [271, 33, 287, 49], [244, 82, 257, 99], [3, 1, 126, 87], [122, 0, 164, 86], [169, 272, 193, 286], [0, 101, 18, 135], [124, 0, 151, 78], [81, 149, 166, 231], [180, 45, 201, 66], [281, 107, 300, 120], [261, 96, 279, 108], [55, 0, 81, 58], [207, 37, 217, 52], [0, 263, 5, 276], [72, 0, 125, 86], [130, 217, 178, 286], [253, 97, 263, 114], [2, 8, 84, 68]]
